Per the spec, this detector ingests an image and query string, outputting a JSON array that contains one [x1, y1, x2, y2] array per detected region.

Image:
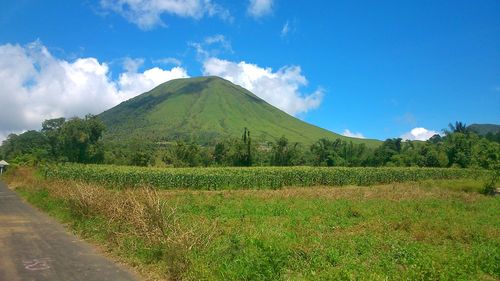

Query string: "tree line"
[[1, 118, 498, 170], [0, 115, 105, 165]]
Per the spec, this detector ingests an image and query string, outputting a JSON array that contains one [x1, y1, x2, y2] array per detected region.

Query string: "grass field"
[[4, 168, 500, 280]]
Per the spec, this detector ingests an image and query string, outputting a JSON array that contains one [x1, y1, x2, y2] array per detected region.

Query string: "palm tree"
[[444, 121, 468, 134]]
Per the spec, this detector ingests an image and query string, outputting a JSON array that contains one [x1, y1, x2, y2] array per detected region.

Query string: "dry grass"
[[153, 181, 485, 203], [4, 168, 219, 280]]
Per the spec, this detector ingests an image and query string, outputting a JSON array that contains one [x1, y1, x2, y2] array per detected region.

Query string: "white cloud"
[[0, 41, 188, 142], [204, 34, 233, 53], [342, 129, 365, 139], [155, 57, 182, 66], [281, 21, 290, 37], [205, 34, 226, 45], [100, 0, 231, 30], [202, 57, 323, 116], [401, 127, 439, 141], [122, 57, 145, 72], [247, 0, 273, 18], [280, 19, 297, 39], [190, 34, 233, 59], [118, 66, 188, 100]]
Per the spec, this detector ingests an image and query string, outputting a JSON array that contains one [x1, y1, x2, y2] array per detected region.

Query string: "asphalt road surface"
[[0, 181, 139, 281]]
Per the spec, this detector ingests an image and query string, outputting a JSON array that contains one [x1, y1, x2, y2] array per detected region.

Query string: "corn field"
[[41, 164, 491, 190]]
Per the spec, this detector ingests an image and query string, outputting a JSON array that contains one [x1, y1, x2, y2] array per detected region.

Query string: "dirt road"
[[0, 181, 139, 281]]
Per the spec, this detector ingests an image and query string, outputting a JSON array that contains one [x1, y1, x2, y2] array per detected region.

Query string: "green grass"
[[173, 186, 500, 280], [9, 168, 500, 281], [99, 76, 380, 146]]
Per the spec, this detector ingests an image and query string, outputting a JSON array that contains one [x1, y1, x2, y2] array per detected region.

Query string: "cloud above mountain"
[[0, 41, 188, 141], [0, 40, 324, 142], [202, 57, 324, 116]]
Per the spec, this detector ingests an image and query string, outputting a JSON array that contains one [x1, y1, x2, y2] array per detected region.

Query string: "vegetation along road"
[[0, 181, 138, 281]]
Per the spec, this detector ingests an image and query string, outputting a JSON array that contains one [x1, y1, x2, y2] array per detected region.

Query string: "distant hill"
[[98, 76, 380, 146], [468, 124, 500, 135]]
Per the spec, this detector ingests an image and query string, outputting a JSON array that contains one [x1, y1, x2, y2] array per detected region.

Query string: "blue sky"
[[0, 0, 499, 141]]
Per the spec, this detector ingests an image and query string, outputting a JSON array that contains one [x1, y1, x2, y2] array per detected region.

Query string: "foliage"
[[240, 127, 252, 166], [211, 130, 259, 167], [311, 138, 369, 167], [270, 136, 303, 166], [57, 115, 105, 163], [481, 171, 499, 195], [1, 115, 105, 165], [0, 131, 50, 165], [43, 164, 490, 190], [1, 117, 499, 170], [367, 128, 499, 169], [163, 141, 209, 167], [445, 121, 469, 134]]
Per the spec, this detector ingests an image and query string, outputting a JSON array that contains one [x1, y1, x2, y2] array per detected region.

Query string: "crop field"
[[5, 167, 499, 280], [42, 164, 490, 190]]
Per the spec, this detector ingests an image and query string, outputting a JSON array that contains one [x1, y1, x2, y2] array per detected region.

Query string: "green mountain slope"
[[468, 124, 500, 135], [99, 76, 380, 146]]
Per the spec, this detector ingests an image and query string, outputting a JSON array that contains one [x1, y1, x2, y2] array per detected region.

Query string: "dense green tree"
[[213, 142, 228, 165], [484, 132, 500, 143], [443, 132, 472, 167], [270, 136, 303, 166], [130, 146, 155, 167], [163, 141, 207, 167], [390, 141, 423, 167], [241, 128, 252, 166], [41, 117, 66, 159], [310, 138, 368, 167], [371, 138, 403, 166], [58, 115, 105, 163], [310, 138, 331, 166], [470, 137, 499, 169], [1, 131, 50, 164]]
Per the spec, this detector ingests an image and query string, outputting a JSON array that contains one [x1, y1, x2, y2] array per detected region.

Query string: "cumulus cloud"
[[118, 66, 188, 100], [401, 127, 439, 141], [342, 129, 365, 139], [100, 0, 231, 30], [0, 41, 188, 142], [247, 0, 273, 18], [202, 57, 323, 116]]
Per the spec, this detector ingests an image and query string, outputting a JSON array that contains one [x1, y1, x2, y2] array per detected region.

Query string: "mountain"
[[99, 76, 380, 146], [468, 124, 500, 135]]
